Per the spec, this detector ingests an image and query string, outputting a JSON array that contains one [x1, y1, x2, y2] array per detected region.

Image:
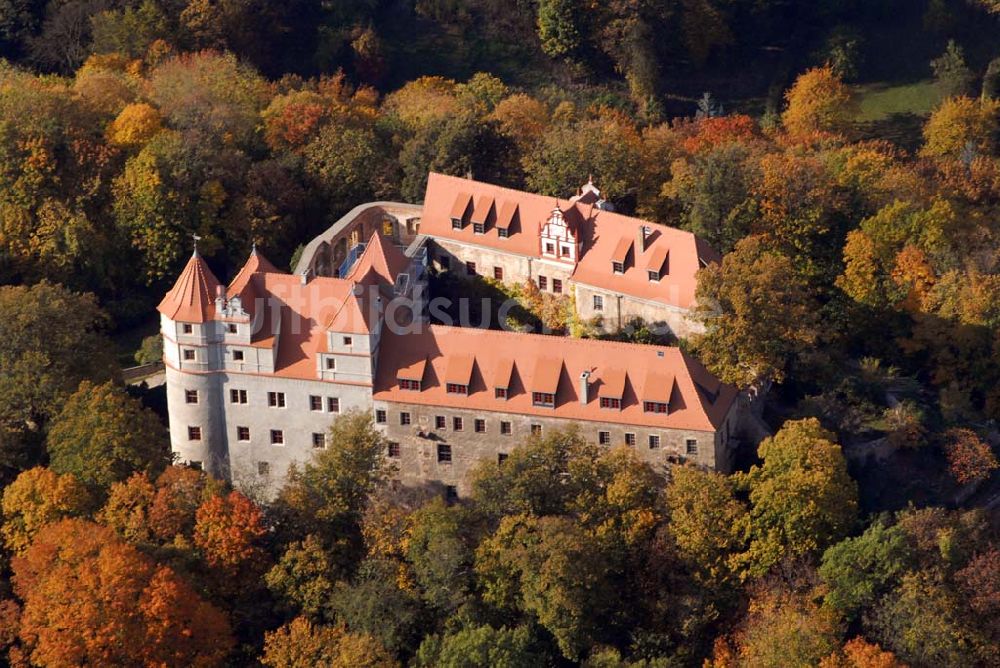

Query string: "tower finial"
[[251, 241, 258, 256], [192, 233, 202, 256]]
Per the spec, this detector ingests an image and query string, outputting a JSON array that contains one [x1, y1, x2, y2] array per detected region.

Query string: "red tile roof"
[[373, 325, 737, 431], [346, 232, 410, 288], [158, 252, 222, 323], [419, 172, 720, 309]]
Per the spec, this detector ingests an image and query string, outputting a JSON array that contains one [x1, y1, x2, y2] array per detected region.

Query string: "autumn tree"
[[46, 380, 170, 494], [475, 513, 614, 661], [782, 65, 851, 139], [12, 519, 233, 666], [271, 411, 392, 568], [739, 418, 858, 576], [666, 465, 749, 588], [921, 96, 1000, 159], [537, 0, 584, 59], [99, 472, 156, 544], [692, 235, 821, 386], [148, 465, 225, 543], [265, 533, 338, 619], [732, 584, 843, 667], [106, 101, 163, 147], [941, 427, 998, 485], [193, 490, 268, 579], [1, 467, 92, 554], [820, 637, 905, 668], [261, 617, 398, 668]]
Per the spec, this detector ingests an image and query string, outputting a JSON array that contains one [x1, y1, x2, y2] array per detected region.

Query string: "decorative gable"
[[539, 206, 578, 263]]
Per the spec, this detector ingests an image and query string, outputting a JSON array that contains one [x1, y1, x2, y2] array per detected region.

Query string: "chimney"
[[579, 370, 591, 405], [637, 226, 648, 254], [214, 284, 226, 315], [300, 272, 308, 286]]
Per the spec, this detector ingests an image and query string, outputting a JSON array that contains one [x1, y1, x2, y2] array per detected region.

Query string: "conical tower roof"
[[157, 251, 223, 323], [228, 245, 283, 300], [346, 232, 410, 286]]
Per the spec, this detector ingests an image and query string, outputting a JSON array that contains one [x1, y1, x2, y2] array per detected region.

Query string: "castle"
[[159, 173, 750, 498]]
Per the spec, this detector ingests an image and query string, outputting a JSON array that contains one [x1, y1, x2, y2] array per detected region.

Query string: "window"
[[648, 434, 661, 449], [599, 397, 621, 410], [375, 409, 387, 424], [227, 323, 238, 334], [185, 389, 198, 404], [498, 453, 508, 465], [312, 433, 326, 449], [643, 401, 668, 414], [270, 429, 284, 445], [560, 245, 571, 258], [466, 261, 477, 276], [188, 426, 201, 441], [473, 222, 485, 234], [532, 392, 555, 408], [237, 426, 250, 441], [387, 441, 400, 458], [189, 461, 203, 471], [327, 397, 340, 413], [437, 444, 452, 463], [452, 417, 464, 431], [530, 424, 542, 436], [593, 295, 603, 311], [435, 415, 446, 430], [500, 421, 512, 435], [686, 439, 698, 455], [451, 217, 462, 229], [552, 278, 562, 294], [399, 378, 421, 391], [538, 275, 547, 290], [326, 358, 336, 370], [612, 261, 624, 274], [258, 462, 269, 476], [544, 242, 555, 255], [230, 389, 247, 404], [493, 266, 503, 280], [446, 383, 468, 395], [648, 270, 660, 282], [233, 350, 244, 361], [182, 324, 193, 334], [309, 395, 322, 411], [474, 419, 486, 433], [625, 432, 636, 447], [498, 227, 509, 239], [183, 349, 195, 361], [268, 392, 285, 408], [400, 411, 411, 426], [343, 336, 353, 346], [445, 485, 458, 502], [495, 387, 508, 400], [599, 431, 611, 445]]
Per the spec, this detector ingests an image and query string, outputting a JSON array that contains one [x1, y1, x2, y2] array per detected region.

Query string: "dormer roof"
[[228, 245, 283, 302], [157, 251, 222, 323]]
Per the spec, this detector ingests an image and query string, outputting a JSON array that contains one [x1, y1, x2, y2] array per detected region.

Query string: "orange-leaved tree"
[[12, 518, 233, 667]]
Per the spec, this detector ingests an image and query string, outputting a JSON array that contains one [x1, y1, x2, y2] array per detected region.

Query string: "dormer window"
[[495, 387, 508, 399], [648, 270, 660, 282], [451, 217, 462, 230], [498, 228, 509, 238], [599, 397, 621, 410], [473, 222, 484, 234], [560, 245, 571, 258], [399, 379, 421, 391], [446, 383, 468, 395], [644, 401, 668, 414], [544, 242, 555, 255], [182, 324, 193, 334], [532, 392, 555, 407], [612, 261, 624, 274]]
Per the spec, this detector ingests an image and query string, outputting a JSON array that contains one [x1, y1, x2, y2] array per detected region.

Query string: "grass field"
[[850, 79, 942, 122]]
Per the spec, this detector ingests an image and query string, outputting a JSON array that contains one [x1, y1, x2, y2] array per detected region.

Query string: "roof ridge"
[[425, 323, 685, 354], [429, 171, 699, 241]]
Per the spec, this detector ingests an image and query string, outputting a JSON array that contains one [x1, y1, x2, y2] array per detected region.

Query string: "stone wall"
[[374, 398, 730, 496]]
